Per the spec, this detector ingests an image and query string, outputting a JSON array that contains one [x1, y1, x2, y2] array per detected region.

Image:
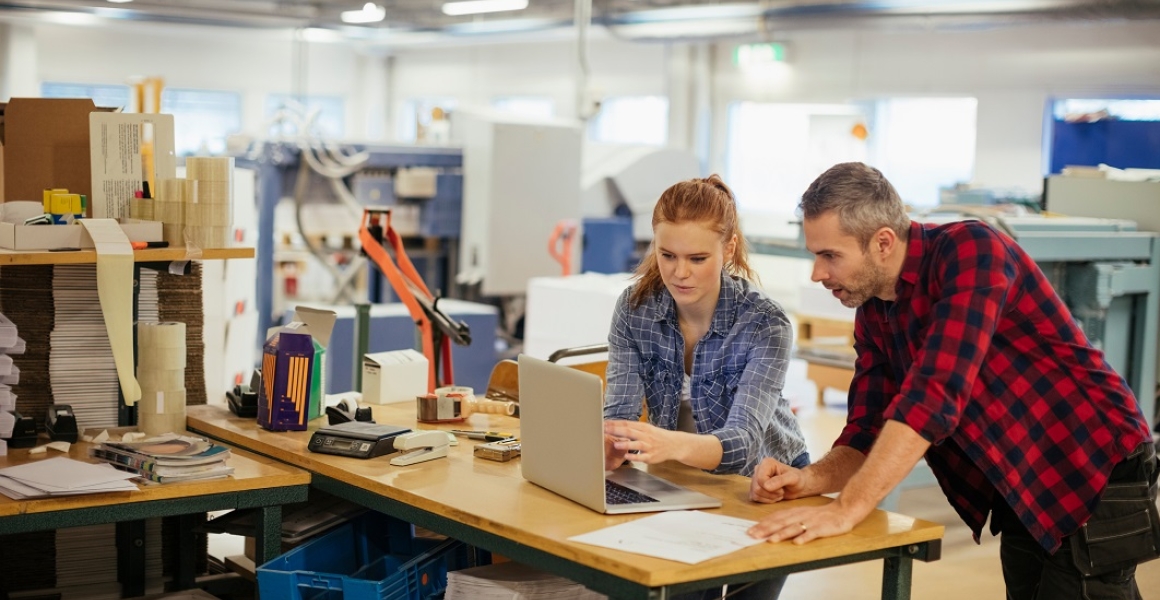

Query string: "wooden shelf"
[[0, 247, 255, 266]]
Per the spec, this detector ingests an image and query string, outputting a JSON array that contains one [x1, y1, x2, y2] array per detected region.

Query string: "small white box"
[[362, 349, 428, 405]]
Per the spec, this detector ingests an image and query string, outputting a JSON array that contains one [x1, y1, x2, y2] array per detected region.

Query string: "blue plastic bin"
[[257, 512, 462, 600]]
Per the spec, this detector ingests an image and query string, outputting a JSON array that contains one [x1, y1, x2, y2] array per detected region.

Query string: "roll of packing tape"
[[184, 204, 232, 226], [155, 200, 185, 224], [130, 198, 155, 221], [138, 389, 188, 416], [436, 385, 474, 399], [140, 411, 187, 437], [416, 392, 464, 423], [138, 346, 188, 370], [183, 226, 230, 249], [185, 157, 234, 181], [157, 178, 197, 203], [163, 223, 185, 246], [137, 368, 185, 391], [138, 322, 187, 348], [190, 181, 231, 203]]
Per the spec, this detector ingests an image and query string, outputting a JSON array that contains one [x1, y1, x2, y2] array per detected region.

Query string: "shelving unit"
[[0, 247, 254, 266]]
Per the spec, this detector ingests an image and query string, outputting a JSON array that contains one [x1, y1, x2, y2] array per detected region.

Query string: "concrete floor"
[[787, 408, 1160, 599]]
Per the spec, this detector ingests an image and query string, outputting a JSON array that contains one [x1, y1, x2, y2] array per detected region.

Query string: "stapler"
[[45, 404, 79, 443], [390, 430, 449, 466], [7, 410, 37, 448]]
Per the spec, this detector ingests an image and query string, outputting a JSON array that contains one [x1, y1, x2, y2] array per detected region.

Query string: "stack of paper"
[[51, 265, 121, 429], [568, 511, 765, 565], [0, 311, 25, 438], [91, 433, 233, 484], [0, 457, 138, 499], [445, 562, 607, 600]]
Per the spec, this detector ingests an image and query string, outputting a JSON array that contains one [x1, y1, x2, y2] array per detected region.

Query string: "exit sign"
[[734, 43, 787, 66]]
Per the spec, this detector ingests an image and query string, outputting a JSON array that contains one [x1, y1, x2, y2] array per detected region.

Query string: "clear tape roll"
[[157, 178, 197, 203], [138, 347, 188, 370], [130, 198, 155, 221], [155, 200, 185, 224], [138, 389, 188, 415], [139, 411, 187, 437], [185, 157, 234, 181], [436, 385, 474, 399], [138, 322, 187, 348], [163, 223, 185, 246], [183, 226, 230, 248], [137, 368, 185, 391], [184, 204, 232, 226], [190, 182, 231, 203]]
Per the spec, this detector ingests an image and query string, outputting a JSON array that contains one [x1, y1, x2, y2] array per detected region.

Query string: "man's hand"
[[749, 458, 810, 503], [746, 501, 861, 545]]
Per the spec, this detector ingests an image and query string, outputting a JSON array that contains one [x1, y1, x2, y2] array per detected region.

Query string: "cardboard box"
[[0, 219, 162, 250], [258, 326, 315, 432], [362, 349, 428, 405], [268, 306, 336, 423], [0, 98, 100, 206]]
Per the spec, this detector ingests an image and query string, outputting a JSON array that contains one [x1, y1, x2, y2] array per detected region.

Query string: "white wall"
[[22, 19, 370, 139]]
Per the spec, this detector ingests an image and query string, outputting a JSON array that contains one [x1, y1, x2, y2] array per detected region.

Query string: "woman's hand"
[[602, 420, 682, 465]]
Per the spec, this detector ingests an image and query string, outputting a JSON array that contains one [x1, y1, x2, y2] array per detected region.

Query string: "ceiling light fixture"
[[106, 0, 133, 3], [442, 0, 529, 17], [341, 2, 386, 24]]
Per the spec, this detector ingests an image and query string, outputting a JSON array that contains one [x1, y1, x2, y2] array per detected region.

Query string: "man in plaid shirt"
[[746, 162, 1158, 599]]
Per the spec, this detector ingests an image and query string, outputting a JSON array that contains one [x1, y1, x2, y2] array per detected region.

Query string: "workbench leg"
[[254, 505, 282, 567], [116, 520, 146, 598], [169, 514, 198, 590], [881, 554, 913, 600]]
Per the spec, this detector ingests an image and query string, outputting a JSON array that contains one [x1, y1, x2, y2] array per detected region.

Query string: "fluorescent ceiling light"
[[442, 0, 528, 17], [341, 3, 385, 24], [106, 0, 133, 3]]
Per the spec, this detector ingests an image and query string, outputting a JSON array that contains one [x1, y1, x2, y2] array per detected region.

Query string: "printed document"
[[568, 510, 765, 564]]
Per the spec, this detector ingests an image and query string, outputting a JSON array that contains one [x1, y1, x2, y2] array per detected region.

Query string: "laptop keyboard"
[[605, 480, 660, 505]]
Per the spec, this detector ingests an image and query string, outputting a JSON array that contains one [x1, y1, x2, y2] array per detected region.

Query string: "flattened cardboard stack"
[[157, 263, 206, 406], [0, 265, 54, 424]]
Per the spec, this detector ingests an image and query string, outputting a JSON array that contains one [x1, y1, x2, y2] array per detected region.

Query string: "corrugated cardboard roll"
[[130, 198, 154, 221], [162, 223, 185, 246], [155, 200, 185, 224], [190, 181, 231, 203], [157, 178, 196, 203]]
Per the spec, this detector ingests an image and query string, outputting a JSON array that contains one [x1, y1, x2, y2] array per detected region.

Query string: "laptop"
[[518, 354, 722, 514]]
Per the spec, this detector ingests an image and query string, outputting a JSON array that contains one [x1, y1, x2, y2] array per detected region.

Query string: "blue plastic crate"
[[257, 512, 462, 600]]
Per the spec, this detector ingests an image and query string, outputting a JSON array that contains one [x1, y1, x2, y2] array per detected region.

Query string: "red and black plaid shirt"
[[835, 220, 1151, 553]]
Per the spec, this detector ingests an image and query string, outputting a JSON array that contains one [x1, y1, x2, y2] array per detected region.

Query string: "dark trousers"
[[994, 442, 1159, 600]]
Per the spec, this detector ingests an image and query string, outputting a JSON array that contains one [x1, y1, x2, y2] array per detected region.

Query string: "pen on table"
[[131, 241, 170, 250], [450, 430, 516, 442]]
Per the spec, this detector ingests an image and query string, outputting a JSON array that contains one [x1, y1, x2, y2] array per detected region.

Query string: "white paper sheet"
[[0, 456, 137, 492], [567, 510, 766, 564]]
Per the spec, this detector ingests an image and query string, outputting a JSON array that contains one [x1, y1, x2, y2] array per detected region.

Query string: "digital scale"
[[308, 422, 411, 459]]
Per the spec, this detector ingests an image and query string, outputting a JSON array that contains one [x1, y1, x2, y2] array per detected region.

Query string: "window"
[[869, 97, 977, 208], [266, 94, 346, 139], [160, 88, 243, 156], [725, 102, 869, 234], [587, 96, 668, 145], [397, 97, 458, 143], [41, 82, 131, 109], [491, 96, 555, 119], [1052, 98, 1160, 122]]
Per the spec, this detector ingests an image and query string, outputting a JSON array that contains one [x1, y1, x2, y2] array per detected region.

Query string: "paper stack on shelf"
[[0, 265, 53, 423], [0, 457, 138, 499], [50, 265, 120, 429], [90, 433, 233, 484], [0, 311, 23, 426], [445, 561, 607, 600]]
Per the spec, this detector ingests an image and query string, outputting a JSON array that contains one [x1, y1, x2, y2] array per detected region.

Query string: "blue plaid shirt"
[[604, 273, 807, 476]]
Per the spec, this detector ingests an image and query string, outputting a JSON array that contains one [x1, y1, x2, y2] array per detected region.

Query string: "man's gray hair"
[[798, 162, 910, 248]]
